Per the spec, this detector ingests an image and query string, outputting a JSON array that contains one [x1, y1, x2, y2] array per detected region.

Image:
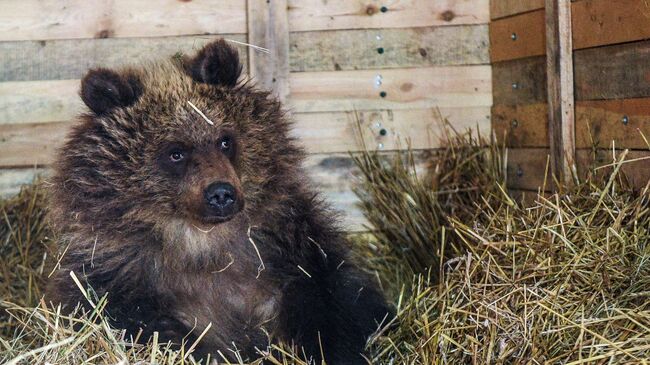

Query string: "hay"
[[359, 131, 650, 364], [2, 127, 650, 364]]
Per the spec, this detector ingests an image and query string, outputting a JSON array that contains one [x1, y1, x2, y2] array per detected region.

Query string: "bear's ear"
[[183, 39, 242, 87], [80, 68, 143, 115]]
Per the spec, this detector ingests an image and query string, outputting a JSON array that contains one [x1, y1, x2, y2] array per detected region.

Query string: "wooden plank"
[[287, 0, 490, 32], [572, 0, 650, 50], [507, 148, 551, 191], [288, 66, 493, 112], [576, 99, 650, 149], [247, 0, 290, 101], [0, 25, 487, 80], [293, 108, 491, 153], [491, 0, 544, 20], [489, 9, 545, 63], [586, 150, 650, 190], [0, 108, 490, 166], [492, 57, 547, 106], [0, 0, 247, 41], [507, 148, 650, 191], [0, 35, 248, 82], [1, 66, 492, 124], [289, 25, 489, 72], [495, 41, 650, 104], [493, 100, 650, 149], [492, 103, 548, 147], [574, 40, 650, 101], [0, 122, 70, 167], [546, 0, 575, 185], [0, 168, 48, 197], [0, 79, 83, 125]]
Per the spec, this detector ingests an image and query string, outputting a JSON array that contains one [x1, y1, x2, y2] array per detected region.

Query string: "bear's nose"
[[204, 182, 236, 213]]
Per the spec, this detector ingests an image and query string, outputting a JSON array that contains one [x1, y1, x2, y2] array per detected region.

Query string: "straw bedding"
[[1, 129, 649, 364]]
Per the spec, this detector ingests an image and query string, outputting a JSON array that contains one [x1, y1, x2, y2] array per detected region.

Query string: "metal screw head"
[[379, 128, 388, 136], [511, 33, 518, 40], [622, 115, 629, 125], [380, 6, 388, 12], [378, 142, 384, 149], [512, 82, 519, 89], [377, 47, 385, 54], [511, 119, 519, 128], [379, 91, 387, 98]]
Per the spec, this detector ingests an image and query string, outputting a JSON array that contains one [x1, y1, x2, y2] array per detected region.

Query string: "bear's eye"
[[169, 150, 185, 162], [219, 137, 231, 152]]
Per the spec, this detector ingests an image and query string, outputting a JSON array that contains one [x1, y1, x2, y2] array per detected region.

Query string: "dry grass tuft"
[[360, 129, 650, 364]]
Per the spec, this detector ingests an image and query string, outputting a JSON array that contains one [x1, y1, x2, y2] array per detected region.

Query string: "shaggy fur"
[[46, 39, 390, 364]]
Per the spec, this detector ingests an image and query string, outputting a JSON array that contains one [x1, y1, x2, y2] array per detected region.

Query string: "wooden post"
[[247, 0, 290, 103], [545, 0, 575, 185]]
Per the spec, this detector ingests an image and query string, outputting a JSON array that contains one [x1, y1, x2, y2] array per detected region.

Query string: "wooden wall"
[[0, 0, 492, 231], [491, 0, 650, 192]]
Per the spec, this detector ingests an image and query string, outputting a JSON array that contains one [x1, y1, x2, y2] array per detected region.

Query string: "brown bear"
[[46, 39, 391, 364]]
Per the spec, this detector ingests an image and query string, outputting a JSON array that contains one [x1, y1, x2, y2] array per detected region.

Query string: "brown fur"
[[46, 39, 390, 364]]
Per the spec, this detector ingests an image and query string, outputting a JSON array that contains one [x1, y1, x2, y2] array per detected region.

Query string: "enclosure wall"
[[0, 0, 491, 231], [490, 0, 650, 193]]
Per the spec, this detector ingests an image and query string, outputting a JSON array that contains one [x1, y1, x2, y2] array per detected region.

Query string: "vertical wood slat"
[[247, 0, 290, 102], [545, 0, 575, 185]]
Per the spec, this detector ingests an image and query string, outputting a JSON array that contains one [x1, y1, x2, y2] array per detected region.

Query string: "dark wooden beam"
[[545, 0, 575, 186]]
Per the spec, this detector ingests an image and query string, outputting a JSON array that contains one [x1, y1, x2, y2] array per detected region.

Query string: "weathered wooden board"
[[495, 41, 650, 104], [293, 108, 491, 153], [0, 35, 248, 82], [0, 168, 48, 196], [1, 66, 491, 124], [586, 149, 650, 190], [576, 99, 650, 149], [507, 148, 551, 191], [0, 79, 83, 125], [572, 0, 650, 50], [287, 0, 490, 32], [492, 103, 548, 147], [491, 0, 544, 19], [489, 9, 545, 62], [493, 100, 650, 149], [289, 25, 489, 72], [0, 122, 69, 167], [0, 26, 488, 81], [492, 57, 546, 106], [288, 66, 492, 112], [247, 0, 290, 102], [574, 40, 650, 101], [507, 148, 650, 190], [0, 107, 490, 166], [0, 0, 247, 41]]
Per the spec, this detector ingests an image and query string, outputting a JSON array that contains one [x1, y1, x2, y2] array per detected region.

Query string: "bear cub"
[[46, 39, 391, 364]]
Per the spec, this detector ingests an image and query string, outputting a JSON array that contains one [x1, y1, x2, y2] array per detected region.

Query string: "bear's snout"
[[203, 182, 241, 218]]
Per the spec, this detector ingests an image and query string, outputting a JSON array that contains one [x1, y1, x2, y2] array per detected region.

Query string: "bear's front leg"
[[279, 262, 392, 364]]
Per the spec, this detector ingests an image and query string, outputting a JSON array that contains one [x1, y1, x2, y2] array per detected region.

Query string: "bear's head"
[[50, 40, 305, 260]]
